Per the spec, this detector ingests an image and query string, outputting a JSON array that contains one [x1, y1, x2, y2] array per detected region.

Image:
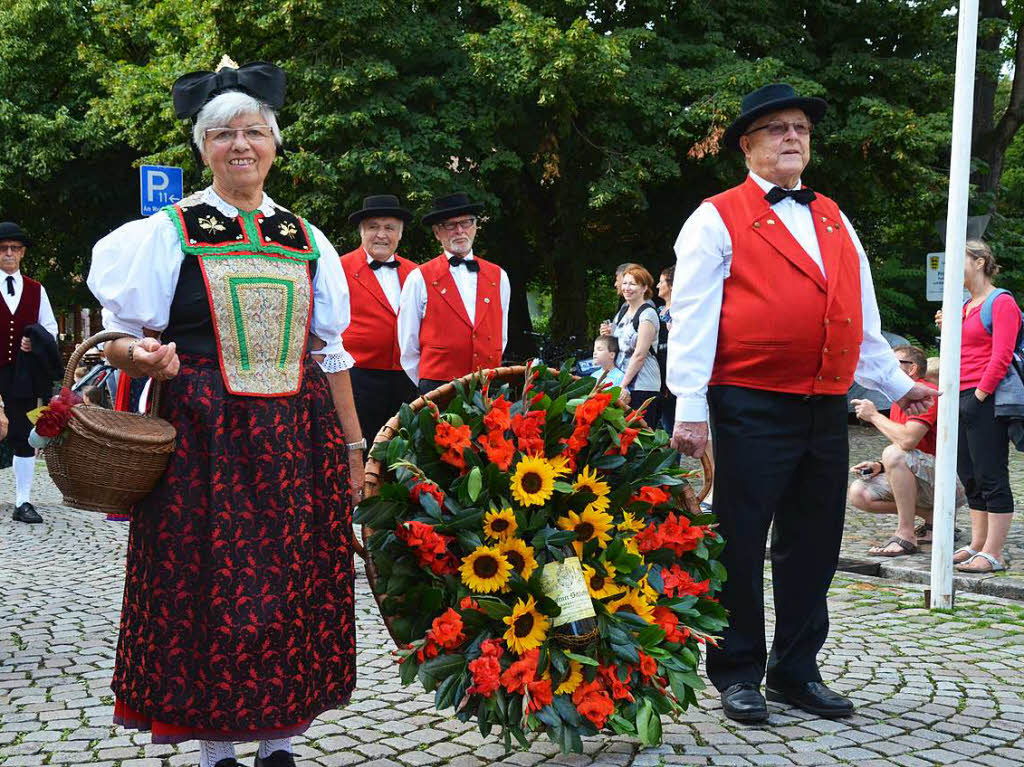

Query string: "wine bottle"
[[540, 549, 599, 649]]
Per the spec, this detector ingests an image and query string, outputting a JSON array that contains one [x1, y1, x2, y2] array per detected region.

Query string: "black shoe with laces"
[[213, 759, 244, 767], [255, 750, 296, 767], [12, 502, 42, 523], [721, 681, 769, 723]]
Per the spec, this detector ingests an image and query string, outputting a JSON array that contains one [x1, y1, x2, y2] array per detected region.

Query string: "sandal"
[[914, 522, 933, 543], [955, 552, 1006, 573], [953, 546, 978, 564], [868, 536, 918, 557]]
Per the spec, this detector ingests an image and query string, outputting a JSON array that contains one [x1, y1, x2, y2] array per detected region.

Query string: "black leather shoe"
[[766, 680, 854, 718], [721, 681, 769, 723], [12, 502, 42, 524], [255, 751, 296, 767], [213, 759, 244, 767]]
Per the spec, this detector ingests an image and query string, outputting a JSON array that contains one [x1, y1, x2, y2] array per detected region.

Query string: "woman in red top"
[[947, 240, 1019, 572]]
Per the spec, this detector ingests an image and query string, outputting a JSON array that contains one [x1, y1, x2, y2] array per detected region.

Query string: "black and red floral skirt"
[[111, 355, 355, 743]]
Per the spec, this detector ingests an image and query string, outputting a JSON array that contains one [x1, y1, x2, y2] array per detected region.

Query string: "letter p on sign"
[[139, 165, 184, 216]]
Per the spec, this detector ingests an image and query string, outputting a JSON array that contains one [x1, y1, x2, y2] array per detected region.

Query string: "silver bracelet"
[[346, 438, 367, 453]]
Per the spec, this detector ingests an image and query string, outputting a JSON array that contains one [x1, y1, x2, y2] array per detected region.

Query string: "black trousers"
[[350, 368, 418, 447], [957, 389, 1013, 513], [706, 385, 848, 691], [418, 378, 450, 396], [0, 366, 36, 457]]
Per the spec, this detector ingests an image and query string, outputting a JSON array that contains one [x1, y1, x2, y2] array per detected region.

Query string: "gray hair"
[[192, 91, 282, 159], [966, 238, 1000, 277], [359, 218, 405, 236]]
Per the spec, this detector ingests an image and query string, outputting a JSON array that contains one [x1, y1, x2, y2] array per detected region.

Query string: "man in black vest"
[[0, 222, 59, 523]]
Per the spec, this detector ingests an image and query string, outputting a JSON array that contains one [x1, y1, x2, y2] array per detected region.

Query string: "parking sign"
[[139, 165, 183, 216]]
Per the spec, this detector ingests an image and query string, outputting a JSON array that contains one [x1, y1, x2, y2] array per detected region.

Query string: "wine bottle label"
[[540, 556, 597, 627]]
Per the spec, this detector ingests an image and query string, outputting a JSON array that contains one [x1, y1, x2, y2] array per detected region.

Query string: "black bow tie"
[[765, 186, 817, 206], [448, 256, 480, 272], [369, 259, 399, 271]]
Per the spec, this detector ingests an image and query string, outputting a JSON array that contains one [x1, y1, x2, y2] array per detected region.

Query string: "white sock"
[[13, 454, 35, 507], [198, 740, 236, 767], [259, 738, 293, 758]]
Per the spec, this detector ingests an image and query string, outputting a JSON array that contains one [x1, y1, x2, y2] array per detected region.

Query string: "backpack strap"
[[979, 288, 1013, 335], [614, 303, 629, 325]]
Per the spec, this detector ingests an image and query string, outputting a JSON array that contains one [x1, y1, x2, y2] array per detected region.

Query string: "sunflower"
[[498, 537, 538, 581], [572, 465, 611, 515], [623, 535, 641, 557], [511, 455, 558, 507], [555, 660, 584, 694], [503, 595, 550, 654], [582, 563, 624, 599], [618, 511, 645, 534], [483, 507, 518, 540], [607, 588, 655, 623], [557, 508, 615, 556], [460, 545, 512, 593], [548, 454, 573, 476]]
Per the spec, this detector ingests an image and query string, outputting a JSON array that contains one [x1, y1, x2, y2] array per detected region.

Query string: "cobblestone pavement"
[[3, 462, 1024, 766]]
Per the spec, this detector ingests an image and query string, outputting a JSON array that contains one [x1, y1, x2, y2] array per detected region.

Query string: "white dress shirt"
[[397, 252, 512, 384], [88, 186, 355, 369], [667, 171, 913, 422], [1, 271, 58, 339], [367, 250, 401, 312]]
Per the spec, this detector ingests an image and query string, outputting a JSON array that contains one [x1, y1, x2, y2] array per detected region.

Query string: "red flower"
[[35, 408, 69, 438], [460, 596, 483, 613], [511, 410, 546, 455], [434, 420, 473, 470], [416, 638, 440, 663], [636, 651, 658, 680], [661, 565, 710, 598], [395, 521, 457, 575], [500, 648, 538, 693], [616, 427, 640, 455], [526, 677, 553, 712], [480, 430, 515, 471], [635, 523, 664, 553], [630, 486, 670, 508], [479, 638, 504, 659], [575, 392, 612, 427], [468, 654, 501, 697], [483, 395, 512, 433], [652, 606, 691, 645], [572, 679, 615, 729], [598, 664, 634, 702], [410, 481, 445, 507], [428, 608, 465, 650], [660, 513, 704, 556]]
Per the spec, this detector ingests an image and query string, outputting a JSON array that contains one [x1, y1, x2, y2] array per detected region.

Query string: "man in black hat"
[[665, 84, 935, 722], [0, 222, 59, 524], [340, 195, 418, 446], [397, 193, 510, 393]]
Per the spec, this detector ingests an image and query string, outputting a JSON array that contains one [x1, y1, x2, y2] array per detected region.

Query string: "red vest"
[[418, 254, 503, 381], [707, 177, 863, 395], [0, 277, 41, 367], [341, 248, 416, 370]]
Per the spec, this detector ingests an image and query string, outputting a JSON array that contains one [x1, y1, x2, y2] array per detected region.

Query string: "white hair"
[[359, 218, 405, 236], [192, 91, 282, 158]]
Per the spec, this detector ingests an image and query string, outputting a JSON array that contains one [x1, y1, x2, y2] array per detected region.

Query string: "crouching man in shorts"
[[848, 345, 968, 556]]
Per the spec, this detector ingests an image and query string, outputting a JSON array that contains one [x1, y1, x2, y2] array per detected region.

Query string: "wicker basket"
[[358, 365, 714, 647], [42, 331, 177, 513]]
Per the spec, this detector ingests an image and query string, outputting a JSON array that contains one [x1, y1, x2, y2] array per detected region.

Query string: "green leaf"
[[467, 466, 482, 502], [563, 651, 599, 666], [552, 694, 581, 727], [636, 698, 656, 746], [476, 596, 513, 620], [417, 655, 466, 692], [591, 454, 626, 470]]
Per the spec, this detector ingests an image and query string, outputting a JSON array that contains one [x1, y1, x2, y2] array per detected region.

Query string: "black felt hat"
[[0, 222, 30, 247], [723, 83, 828, 151], [348, 195, 414, 225], [422, 193, 484, 227]]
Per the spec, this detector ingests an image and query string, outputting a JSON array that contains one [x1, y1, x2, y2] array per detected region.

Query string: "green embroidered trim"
[[228, 277, 295, 370], [162, 204, 320, 261]]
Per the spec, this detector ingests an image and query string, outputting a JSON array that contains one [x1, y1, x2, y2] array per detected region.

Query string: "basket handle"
[[64, 330, 163, 415]]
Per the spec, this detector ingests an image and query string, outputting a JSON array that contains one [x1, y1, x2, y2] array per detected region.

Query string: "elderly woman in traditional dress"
[[87, 60, 363, 767]]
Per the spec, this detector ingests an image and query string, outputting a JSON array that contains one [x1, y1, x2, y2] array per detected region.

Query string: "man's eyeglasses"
[[204, 126, 275, 145], [0, 245, 26, 255], [744, 121, 813, 139], [439, 217, 477, 232]]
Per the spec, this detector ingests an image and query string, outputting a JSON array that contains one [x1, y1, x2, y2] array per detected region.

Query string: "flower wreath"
[[355, 364, 727, 753]]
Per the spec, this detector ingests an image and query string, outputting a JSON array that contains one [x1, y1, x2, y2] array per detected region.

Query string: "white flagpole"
[[930, 0, 980, 609]]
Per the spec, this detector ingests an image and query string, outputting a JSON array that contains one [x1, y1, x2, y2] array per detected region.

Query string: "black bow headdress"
[[172, 60, 286, 120]]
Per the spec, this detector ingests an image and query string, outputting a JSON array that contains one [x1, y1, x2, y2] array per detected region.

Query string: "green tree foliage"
[[2, 0, 1024, 353]]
